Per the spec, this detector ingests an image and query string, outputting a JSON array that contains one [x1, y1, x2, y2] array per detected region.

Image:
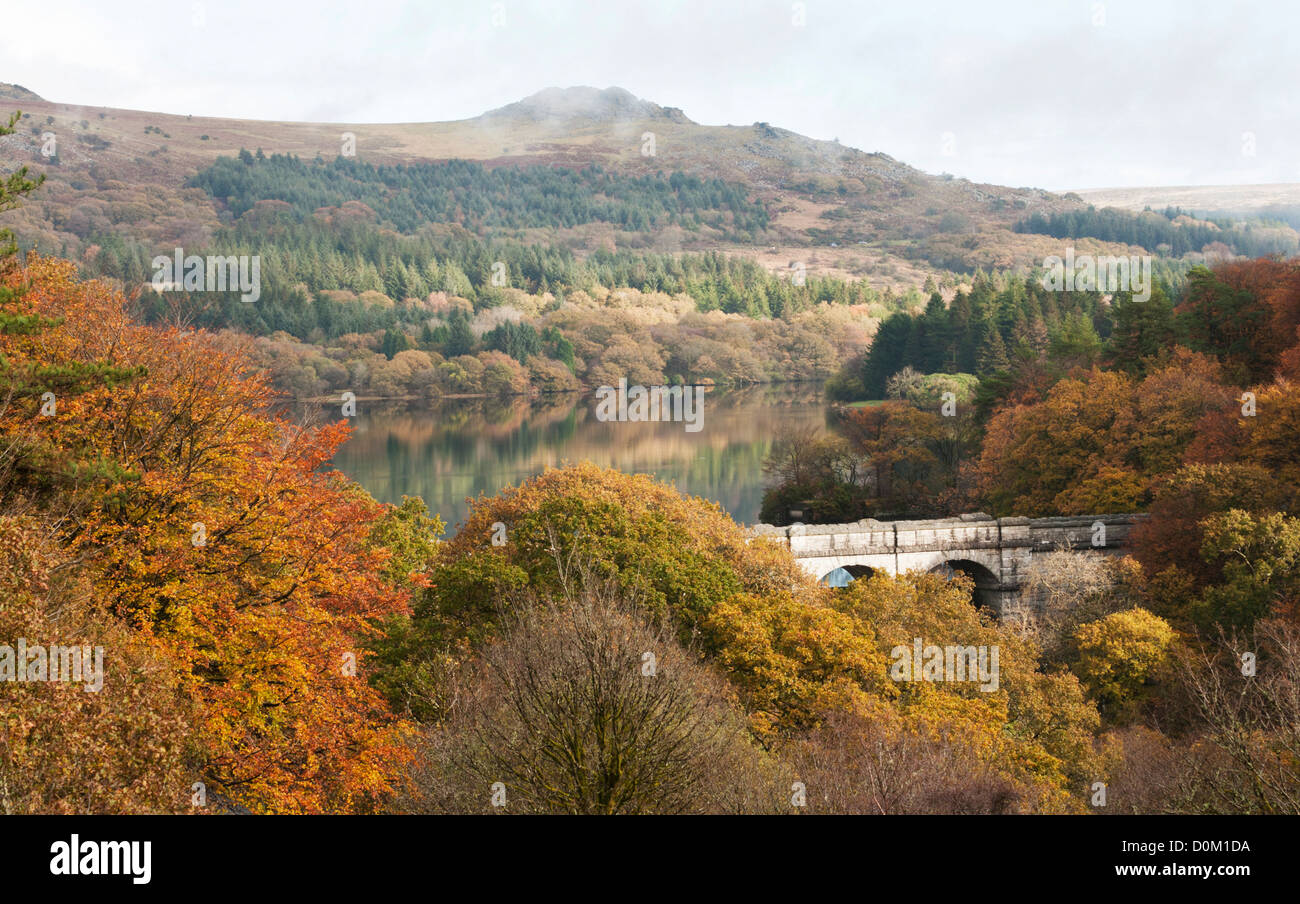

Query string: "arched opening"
[[930, 559, 1003, 615], [821, 564, 876, 588]]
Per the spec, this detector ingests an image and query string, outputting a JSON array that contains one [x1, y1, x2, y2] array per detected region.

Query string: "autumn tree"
[[1068, 608, 1177, 716], [403, 572, 788, 814], [977, 352, 1237, 517], [838, 401, 941, 509], [0, 516, 196, 814], [789, 709, 1022, 814], [1170, 618, 1300, 814], [759, 425, 871, 524], [1126, 351, 1229, 467], [1019, 549, 1147, 663], [1195, 510, 1300, 631], [977, 368, 1141, 515], [1132, 464, 1280, 594], [1178, 264, 1276, 385], [1, 256, 418, 813], [833, 570, 1106, 811], [1235, 378, 1300, 492], [699, 588, 894, 739]]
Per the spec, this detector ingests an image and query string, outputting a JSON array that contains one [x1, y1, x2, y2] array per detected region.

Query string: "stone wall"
[[748, 512, 1147, 616]]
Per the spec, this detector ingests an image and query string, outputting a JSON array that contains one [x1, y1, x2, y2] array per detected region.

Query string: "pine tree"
[[920, 292, 951, 372], [949, 291, 976, 372], [860, 314, 914, 398], [977, 327, 1010, 376], [444, 309, 476, 357], [381, 328, 411, 360], [1048, 311, 1103, 369], [1107, 285, 1179, 373]]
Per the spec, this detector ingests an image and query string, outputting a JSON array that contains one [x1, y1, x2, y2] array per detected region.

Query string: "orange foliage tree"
[[1, 255, 413, 813], [977, 353, 1237, 517]]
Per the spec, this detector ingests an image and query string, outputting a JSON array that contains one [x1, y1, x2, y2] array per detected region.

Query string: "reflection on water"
[[324, 384, 830, 531]]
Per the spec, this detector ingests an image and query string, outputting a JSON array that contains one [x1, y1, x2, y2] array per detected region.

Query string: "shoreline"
[[300, 378, 828, 405]]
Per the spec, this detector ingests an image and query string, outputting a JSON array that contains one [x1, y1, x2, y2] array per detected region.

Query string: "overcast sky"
[[3, 0, 1296, 190]]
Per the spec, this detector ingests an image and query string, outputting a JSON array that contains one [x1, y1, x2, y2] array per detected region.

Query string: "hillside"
[[0, 83, 1114, 287], [1075, 182, 1300, 214], [4, 81, 1295, 312]]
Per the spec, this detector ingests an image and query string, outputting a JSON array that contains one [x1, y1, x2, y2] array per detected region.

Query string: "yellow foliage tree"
[[1070, 608, 1176, 710], [834, 571, 1106, 811]]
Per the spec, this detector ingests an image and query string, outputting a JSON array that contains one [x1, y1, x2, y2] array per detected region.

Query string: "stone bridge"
[[747, 513, 1145, 616]]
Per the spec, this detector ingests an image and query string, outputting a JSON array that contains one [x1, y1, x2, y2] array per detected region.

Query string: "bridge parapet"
[[748, 511, 1147, 615], [1026, 513, 1146, 550], [894, 514, 1002, 552], [747, 512, 1147, 559], [749, 518, 897, 556], [750, 513, 1008, 557]]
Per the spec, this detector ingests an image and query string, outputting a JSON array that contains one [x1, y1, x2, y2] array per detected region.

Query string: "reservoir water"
[[325, 383, 829, 532]]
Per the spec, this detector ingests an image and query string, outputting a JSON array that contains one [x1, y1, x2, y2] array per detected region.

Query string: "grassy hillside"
[[2, 81, 1292, 317], [1076, 182, 1300, 214], [0, 83, 1130, 286]]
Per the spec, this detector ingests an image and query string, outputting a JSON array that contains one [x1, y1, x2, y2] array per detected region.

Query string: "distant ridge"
[[1074, 182, 1300, 214], [0, 83, 42, 102], [0, 79, 1102, 283], [480, 86, 692, 125]]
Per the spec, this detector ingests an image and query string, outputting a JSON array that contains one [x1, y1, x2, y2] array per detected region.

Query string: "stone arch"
[[930, 558, 1003, 615], [820, 564, 876, 588]]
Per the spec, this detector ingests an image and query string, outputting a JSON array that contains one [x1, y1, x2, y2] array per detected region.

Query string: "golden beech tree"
[[0, 515, 196, 814], [1129, 351, 1234, 474], [1068, 608, 1176, 711], [976, 368, 1139, 516], [833, 571, 1107, 813], [1237, 378, 1300, 491], [978, 356, 1239, 518], [699, 590, 896, 739], [1, 256, 413, 813]]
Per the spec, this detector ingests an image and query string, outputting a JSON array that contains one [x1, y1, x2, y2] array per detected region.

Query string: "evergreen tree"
[[486, 320, 541, 363], [542, 325, 576, 373], [861, 314, 913, 398], [444, 309, 476, 357], [976, 327, 1010, 376], [1048, 311, 1103, 369], [949, 291, 974, 371], [381, 328, 412, 359], [920, 292, 951, 372], [1107, 285, 1179, 373]]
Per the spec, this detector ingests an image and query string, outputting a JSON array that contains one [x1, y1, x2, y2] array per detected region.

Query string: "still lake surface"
[[325, 383, 830, 532]]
